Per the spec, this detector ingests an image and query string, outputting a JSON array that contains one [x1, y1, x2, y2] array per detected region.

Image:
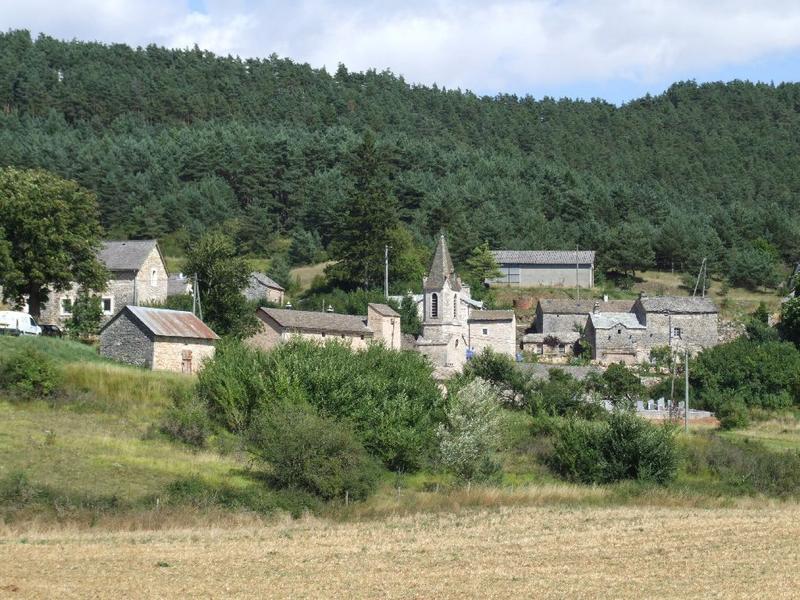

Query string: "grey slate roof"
[[424, 235, 461, 291], [589, 312, 646, 330], [249, 272, 285, 291], [491, 250, 596, 265], [468, 310, 515, 322], [368, 303, 400, 317], [637, 296, 718, 314], [103, 306, 219, 340], [538, 298, 635, 314], [98, 240, 159, 272], [259, 307, 372, 336], [522, 331, 581, 344]]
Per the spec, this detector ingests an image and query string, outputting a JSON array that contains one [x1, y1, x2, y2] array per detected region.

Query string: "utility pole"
[[575, 244, 580, 302], [684, 348, 689, 433], [693, 258, 707, 298], [385, 244, 389, 299]]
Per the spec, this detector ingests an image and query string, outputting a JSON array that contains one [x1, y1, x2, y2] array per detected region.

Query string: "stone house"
[[243, 272, 285, 305], [521, 331, 581, 362], [488, 250, 595, 288], [414, 236, 516, 372], [39, 240, 169, 326], [585, 312, 648, 365], [467, 311, 517, 358], [247, 303, 401, 352], [99, 306, 218, 373], [631, 294, 719, 355], [534, 298, 635, 334]]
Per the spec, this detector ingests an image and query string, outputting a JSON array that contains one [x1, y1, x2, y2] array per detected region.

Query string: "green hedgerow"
[[0, 347, 60, 399]]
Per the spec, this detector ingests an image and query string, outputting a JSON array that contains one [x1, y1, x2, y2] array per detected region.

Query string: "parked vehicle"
[[40, 324, 63, 338], [0, 311, 42, 336]]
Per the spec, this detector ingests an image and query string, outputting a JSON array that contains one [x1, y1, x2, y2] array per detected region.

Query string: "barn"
[[99, 306, 219, 373], [488, 250, 595, 288]]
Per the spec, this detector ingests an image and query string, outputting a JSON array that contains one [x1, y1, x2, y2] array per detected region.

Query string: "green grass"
[[720, 415, 800, 452], [0, 335, 106, 364]]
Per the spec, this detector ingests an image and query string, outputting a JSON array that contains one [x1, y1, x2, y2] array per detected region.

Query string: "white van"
[[0, 311, 42, 336]]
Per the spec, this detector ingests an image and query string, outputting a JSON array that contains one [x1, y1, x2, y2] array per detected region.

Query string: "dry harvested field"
[[2, 504, 799, 599]]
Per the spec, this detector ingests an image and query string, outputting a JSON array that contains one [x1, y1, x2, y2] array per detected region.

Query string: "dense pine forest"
[[1, 30, 799, 289]]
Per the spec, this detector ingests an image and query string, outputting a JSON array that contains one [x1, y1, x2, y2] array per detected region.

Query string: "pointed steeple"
[[424, 234, 461, 291]]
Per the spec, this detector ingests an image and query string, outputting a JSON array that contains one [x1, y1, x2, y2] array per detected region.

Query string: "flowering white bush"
[[437, 378, 503, 481]]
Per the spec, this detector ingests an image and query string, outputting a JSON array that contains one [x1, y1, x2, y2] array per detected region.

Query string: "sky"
[[3, 0, 800, 104]]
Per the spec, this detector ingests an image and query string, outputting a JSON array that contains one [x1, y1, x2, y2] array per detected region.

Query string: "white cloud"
[[6, 0, 800, 95]]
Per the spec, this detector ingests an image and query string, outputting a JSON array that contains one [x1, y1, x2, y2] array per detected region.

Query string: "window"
[[101, 297, 113, 315], [482, 328, 488, 335], [453, 294, 458, 318], [617, 329, 622, 335], [29, 316, 37, 328], [672, 327, 682, 339], [150, 269, 158, 287], [60, 298, 73, 316], [431, 293, 438, 318]]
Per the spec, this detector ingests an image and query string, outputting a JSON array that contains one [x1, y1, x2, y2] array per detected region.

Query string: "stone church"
[[414, 236, 516, 374]]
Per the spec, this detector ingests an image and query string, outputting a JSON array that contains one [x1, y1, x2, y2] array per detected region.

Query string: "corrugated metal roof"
[[589, 312, 646, 330], [492, 250, 596, 265], [538, 298, 635, 314], [259, 307, 372, 336], [98, 240, 159, 271], [368, 303, 400, 317], [468, 310, 515, 322], [124, 306, 219, 339], [638, 296, 718, 314]]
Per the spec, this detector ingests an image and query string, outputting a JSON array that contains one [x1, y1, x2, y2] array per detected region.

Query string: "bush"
[[550, 412, 678, 485], [252, 405, 381, 501], [159, 387, 212, 447], [465, 348, 533, 409], [199, 339, 443, 471], [684, 435, 800, 497], [691, 339, 800, 410], [0, 348, 60, 398], [716, 397, 750, 430], [437, 378, 503, 481]]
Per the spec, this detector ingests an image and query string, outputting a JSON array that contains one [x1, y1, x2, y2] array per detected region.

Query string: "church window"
[[431, 293, 438, 318]]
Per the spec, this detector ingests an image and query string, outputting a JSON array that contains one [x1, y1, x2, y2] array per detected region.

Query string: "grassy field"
[[289, 260, 334, 291], [2, 504, 799, 598]]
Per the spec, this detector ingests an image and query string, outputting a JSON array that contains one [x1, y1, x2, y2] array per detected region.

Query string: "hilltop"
[[1, 30, 799, 285]]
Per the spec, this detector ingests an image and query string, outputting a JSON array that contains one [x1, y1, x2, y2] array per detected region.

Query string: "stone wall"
[[134, 248, 169, 305], [640, 312, 718, 354], [151, 338, 216, 373], [468, 318, 516, 357], [99, 312, 154, 368], [588, 322, 647, 365], [246, 314, 371, 352]]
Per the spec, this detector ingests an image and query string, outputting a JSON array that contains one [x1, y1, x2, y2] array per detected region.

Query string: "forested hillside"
[[2, 30, 799, 286]]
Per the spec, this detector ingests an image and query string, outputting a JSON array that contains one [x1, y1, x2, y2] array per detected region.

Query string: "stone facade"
[[467, 313, 517, 358], [632, 298, 718, 355], [99, 310, 153, 368], [521, 331, 580, 362], [586, 313, 648, 365], [247, 307, 375, 352], [243, 273, 285, 305], [39, 242, 168, 327], [534, 299, 635, 334], [366, 304, 402, 350], [152, 338, 216, 373]]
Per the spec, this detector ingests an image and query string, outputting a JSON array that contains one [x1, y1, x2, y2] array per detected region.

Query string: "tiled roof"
[[589, 312, 646, 330], [368, 303, 400, 317], [491, 250, 596, 265], [104, 306, 219, 340], [468, 310, 515, 322], [638, 296, 718, 314], [98, 240, 159, 271], [424, 235, 461, 291], [259, 307, 372, 336], [537, 298, 635, 314]]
